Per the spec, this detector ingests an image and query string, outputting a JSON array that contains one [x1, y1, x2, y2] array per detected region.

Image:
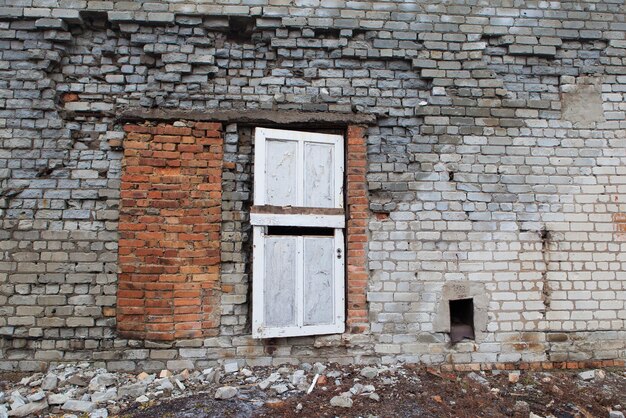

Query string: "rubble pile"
[[0, 361, 388, 418], [0, 362, 623, 418]]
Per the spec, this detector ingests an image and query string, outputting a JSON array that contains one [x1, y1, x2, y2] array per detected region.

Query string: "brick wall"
[[118, 122, 223, 341], [1, 0, 625, 371], [346, 125, 369, 333]]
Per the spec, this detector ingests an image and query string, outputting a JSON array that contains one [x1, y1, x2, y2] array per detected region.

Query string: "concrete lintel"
[[117, 108, 377, 127]]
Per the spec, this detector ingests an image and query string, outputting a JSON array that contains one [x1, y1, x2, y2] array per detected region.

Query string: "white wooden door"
[[251, 128, 345, 339]]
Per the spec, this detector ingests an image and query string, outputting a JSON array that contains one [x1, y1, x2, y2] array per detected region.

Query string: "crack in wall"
[[539, 226, 552, 317]]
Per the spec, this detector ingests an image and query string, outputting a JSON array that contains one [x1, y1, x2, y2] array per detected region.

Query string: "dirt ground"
[[118, 366, 625, 418]]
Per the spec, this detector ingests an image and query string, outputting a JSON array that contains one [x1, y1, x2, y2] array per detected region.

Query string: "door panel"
[[265, 139, 298, 206], [304, 142, 334, 208], [303, 236, 334, 326], [263, 236, 297, 327]]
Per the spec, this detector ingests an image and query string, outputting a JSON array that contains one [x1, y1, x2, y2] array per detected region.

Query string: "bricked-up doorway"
[[117, 122, 223, 341], [115, 117, 370, 341]]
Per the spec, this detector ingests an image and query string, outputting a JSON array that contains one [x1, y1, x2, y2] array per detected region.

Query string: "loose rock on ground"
[[0, 362, 624, 418]]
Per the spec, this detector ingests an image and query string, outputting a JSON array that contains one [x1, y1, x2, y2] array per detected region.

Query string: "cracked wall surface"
[[0, 0, 625, 371]]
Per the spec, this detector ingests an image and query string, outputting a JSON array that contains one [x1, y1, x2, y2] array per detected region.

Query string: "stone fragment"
[[178, 369, 190, 381], [360, 367, 378, 379], [8, 401, 48, 417], [577, 370, 595, 381], [47, 393, 69, 405], [223, 362, 239, 374], [291, 370, 306, 385], [91, 388, 116, 403], [259, 373, 280, 390], [271, 384, 288, 394], [609, 411, 625, 418], [467, 372, 489, 386], [0, 404, 7, 418], [312, 363, 326, 375], [155, 378, 174, 391], [90, 409, 108, 418], [94, 373, 117, 387], [175, 379, 185, 391], [9, 392, 26, 410], [118, 382, 147, 399], [508, 372, 520, 383], [137, 372, 150, 381], [369, 393, 380, 401], [135, 395, 149, 403], [214, 386, 238, 400], [330, 395, 353, 408], [62, 400, 95, 413], [67, 375, 89, 387], [362, 385, 375, 393], [41, 375, 58, 391], [159, 370, 172, 378], [27, 391, 45, 402]]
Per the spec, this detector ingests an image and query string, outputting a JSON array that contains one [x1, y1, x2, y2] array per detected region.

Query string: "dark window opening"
[[266, 226, 334, 236], [227, 16, 256, 42], [449, 298, 475, 343]]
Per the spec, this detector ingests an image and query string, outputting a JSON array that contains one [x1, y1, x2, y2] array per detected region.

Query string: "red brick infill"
[[117, 122, 223, 341]]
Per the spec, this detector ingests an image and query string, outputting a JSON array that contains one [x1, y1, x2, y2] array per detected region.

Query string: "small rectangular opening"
[[449, 298, 475, 343], [266, 226, 334, 236]]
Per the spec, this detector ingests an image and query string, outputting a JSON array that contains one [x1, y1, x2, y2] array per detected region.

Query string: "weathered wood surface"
[[265, 139, 298, 206], [304, 142, 334, 208], [264, 237, 297, 327], [304, 237, 334, 326], [251, 206, 343, 216]]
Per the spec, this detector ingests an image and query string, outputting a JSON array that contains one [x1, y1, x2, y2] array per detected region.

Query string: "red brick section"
[[437, 359, 625, 373], [346, 125, 369, 333], [117, 122, 223, 341]]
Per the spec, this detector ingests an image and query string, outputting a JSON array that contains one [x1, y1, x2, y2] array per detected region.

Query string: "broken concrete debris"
[[360, 366, 379, 379], [0, 362, 383, 416], [61, 399, 96, 413], [466, 371, 489, 387], [330, 395, 353, 408], [578, 370, 596, 381], [214, 386, 238, 400], [0, 362, 623, 417]]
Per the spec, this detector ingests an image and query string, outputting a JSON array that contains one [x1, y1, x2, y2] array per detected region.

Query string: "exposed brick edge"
[[117, 122, 223, 341], [346, 125, 369, 333], [437, 359, 626, 372]]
